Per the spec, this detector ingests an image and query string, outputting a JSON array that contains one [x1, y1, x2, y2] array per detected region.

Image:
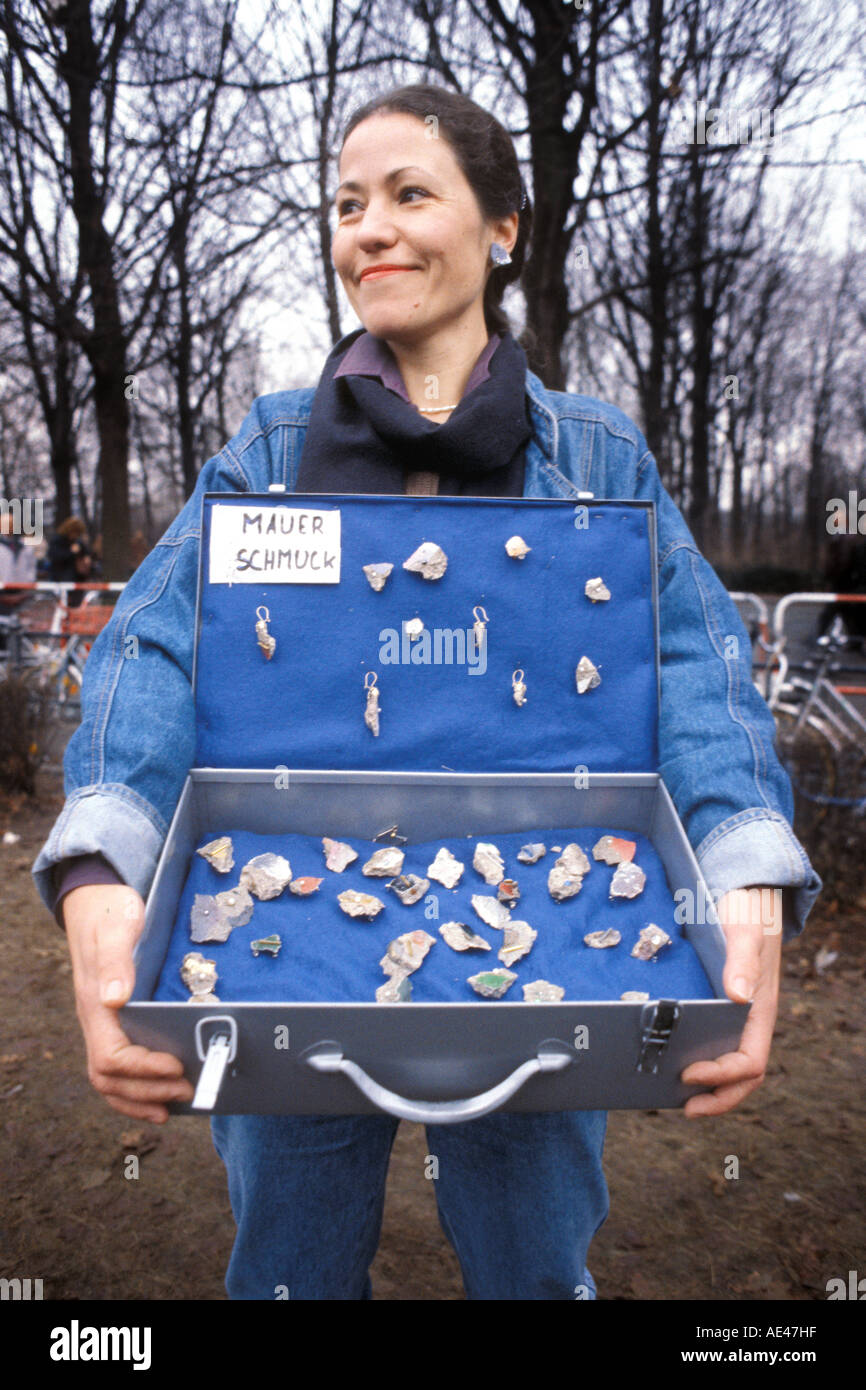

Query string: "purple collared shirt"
[[334, 331, 502, 404]]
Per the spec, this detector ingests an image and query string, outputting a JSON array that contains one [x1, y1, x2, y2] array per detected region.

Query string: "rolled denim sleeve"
[[31, 409, 269, 916], [633, 448, 822, 941]]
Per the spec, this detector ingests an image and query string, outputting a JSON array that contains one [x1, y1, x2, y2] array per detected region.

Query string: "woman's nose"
[[354, 199, 399, 249]]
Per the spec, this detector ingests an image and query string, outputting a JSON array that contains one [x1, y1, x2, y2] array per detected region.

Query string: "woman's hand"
[[680, 885, 783, 1117], [63, 883, 194, 1122]]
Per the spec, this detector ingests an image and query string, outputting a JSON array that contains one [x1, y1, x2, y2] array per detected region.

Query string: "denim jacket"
[[32, 369, 822, 939]]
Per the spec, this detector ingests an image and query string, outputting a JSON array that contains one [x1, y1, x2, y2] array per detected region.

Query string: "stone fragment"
[[251, 934, 282, 957], [439, 922, 491, 953], [584, 927, 621, 949], [376, 975, 412, 1003], [610, 861, 647, 900], [403, 617, 425, 640], [631, 924, 672, 960], [322, 838, 358, 873], [189, 894, 233, 944], [467, 969, 518, 999], [381, 929, 436, 976], [196, 836, 235, 873], [505, 535, 531, 559], [592, 835, 637, 865], [575, 656, 601, 693], [239, 852, 292, 900], [497, 878, 520, 906], [620, 990, 650, 1002], [473, 841, 505, 886], [522, 979, 565, 1002], [517, 843, 546, 864], [289, 876, 323, 896], [387, 874, 429, 906], [337, 890, 385, 920], [498, 921, 537, 965], [559, 843, 591, 876], [214, 885, 254, 928], [471, 894, 512, 930], [403, 541, 448, 580], [427, 847, 464, 889], [585, 577, 611, 603], [180, 951, 219, 1003], [363, 562, 393, 592], [362, 846, 405, 877], [547, 864, 583, 901]]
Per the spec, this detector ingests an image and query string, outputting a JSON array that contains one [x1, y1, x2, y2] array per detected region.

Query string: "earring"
[[472, 605, 489, 654], [489, 242, 512, 267], [364, 671, 380, 737], [255, 605, 275, 660], [512, 669, 527, 707]]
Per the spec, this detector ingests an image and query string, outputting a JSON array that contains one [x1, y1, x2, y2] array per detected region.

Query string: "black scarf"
[[295, 327, 532, 496]]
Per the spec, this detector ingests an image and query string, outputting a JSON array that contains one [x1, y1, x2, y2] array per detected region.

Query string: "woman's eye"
[[337, 187, 429, 217], [400, 186, 429, 202]]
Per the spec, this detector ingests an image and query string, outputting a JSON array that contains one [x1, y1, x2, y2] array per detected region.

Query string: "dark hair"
[[340, 83, 533, 344]]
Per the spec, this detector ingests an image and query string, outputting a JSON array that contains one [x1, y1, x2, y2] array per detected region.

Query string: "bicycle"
[[769, 619, 866, 829], [0, 584, 118, 717]]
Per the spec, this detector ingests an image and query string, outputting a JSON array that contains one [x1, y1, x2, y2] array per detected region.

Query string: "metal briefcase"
[[121, 491, 747, 1119]]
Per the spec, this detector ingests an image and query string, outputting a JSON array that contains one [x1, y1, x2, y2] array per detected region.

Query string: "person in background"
[[46, 516, 97, 609]]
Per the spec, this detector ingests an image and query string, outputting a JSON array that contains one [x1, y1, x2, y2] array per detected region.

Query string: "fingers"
[[63, 883, 194, 1115], [683, 1073, 764, 1117], [83, 1005, 193, 1106], [103, 1095, 172, 1124], [679, 889, 783, 1116]]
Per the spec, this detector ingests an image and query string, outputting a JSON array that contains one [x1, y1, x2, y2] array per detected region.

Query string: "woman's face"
[[332, 112, 517, 345]]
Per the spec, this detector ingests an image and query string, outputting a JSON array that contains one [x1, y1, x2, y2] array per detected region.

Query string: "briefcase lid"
[[193, 492, 659, 774]]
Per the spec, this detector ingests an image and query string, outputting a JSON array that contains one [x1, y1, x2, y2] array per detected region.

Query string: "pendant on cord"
[[364, 670, 381, 737]]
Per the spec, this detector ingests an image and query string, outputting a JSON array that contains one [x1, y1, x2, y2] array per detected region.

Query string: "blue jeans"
[[210, 1109, 609, 1300]]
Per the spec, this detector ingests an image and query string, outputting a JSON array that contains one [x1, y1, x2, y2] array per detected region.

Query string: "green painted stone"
[[250, 934, 282, 958], [467, 968, 518, 999]]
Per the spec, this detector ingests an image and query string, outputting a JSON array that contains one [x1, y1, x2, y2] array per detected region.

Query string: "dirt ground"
[[1, 765, 863, 1302]]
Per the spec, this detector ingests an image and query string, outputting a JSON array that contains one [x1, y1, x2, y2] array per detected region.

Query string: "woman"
[[33, 84, 821, 1300]]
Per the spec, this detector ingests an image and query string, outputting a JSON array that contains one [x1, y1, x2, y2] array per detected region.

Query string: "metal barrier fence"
[[3, 581, 864, 709]]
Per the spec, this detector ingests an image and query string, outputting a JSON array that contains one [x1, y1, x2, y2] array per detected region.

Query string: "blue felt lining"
[[194, 495, 658, 774], [152, 826, 714, 1004]]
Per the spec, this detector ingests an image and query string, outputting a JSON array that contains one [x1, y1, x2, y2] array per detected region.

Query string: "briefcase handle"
[[301, 1039, 574, 1124]]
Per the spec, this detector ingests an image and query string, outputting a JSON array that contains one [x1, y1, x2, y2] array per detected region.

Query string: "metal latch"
[[268, 483, 287, 493], [636, 999, 680, 1074], [192, 1015, 238, 1111]]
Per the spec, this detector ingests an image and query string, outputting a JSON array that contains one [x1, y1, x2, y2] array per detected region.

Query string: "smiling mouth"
[[360, 267, 416, 281]]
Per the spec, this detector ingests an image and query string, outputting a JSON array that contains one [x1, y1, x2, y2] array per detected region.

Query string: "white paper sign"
[[209, 504, 341, 584]]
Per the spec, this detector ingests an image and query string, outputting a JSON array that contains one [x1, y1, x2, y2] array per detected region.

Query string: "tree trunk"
[[687, 147, 711, 548], [59, 0, 131, 579], [642, 0, 668, 464], [521, 2, 588, 387]]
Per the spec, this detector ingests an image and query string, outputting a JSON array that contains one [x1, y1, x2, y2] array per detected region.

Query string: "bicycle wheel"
[[832, 737, 866, 814], [774, 709, 837, 834]]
